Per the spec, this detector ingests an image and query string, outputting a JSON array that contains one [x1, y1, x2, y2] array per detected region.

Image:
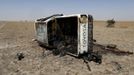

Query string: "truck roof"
[[36, 14, 92, 23]]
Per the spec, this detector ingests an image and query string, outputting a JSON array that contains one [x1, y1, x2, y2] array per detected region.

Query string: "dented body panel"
[[35, 14, 93, 56]]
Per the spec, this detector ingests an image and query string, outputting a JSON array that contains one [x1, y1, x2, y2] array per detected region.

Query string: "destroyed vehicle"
[[35, 14, 101, 63]]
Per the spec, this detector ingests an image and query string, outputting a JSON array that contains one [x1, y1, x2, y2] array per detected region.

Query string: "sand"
[[0, 21, 134, 75]]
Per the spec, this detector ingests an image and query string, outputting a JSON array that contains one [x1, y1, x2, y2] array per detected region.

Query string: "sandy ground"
[[0, 21, 134, 75]]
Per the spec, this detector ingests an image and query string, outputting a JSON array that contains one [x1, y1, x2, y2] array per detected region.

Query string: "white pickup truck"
[[35, 14, 93, 57]]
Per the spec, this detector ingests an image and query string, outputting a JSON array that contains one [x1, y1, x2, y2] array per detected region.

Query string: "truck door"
[[35, 22, 48, 44]]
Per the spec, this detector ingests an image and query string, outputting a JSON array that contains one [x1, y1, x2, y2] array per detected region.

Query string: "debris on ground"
[[83, 56, 91, 71], [106, 44, 117, 49], [16, 52, 24, 60], [80, 52, 102, 64], [32, 39, 37, 42], [93, 43, 133, 55], [93, 39, 97, 42]]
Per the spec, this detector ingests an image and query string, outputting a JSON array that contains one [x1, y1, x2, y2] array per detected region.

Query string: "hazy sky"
[[0, 0, 134, 21]]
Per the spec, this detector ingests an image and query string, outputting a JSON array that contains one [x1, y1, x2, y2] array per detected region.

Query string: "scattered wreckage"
[[34, 14, 133, 66]]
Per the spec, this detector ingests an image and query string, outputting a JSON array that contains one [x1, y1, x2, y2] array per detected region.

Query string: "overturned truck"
[[35, 14, 102, 64]]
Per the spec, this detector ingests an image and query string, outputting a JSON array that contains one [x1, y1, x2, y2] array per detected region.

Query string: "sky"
[[0, 0, 134, 21]]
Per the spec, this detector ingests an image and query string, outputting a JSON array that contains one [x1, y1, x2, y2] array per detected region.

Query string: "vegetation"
[[106, 19, 115, 27]]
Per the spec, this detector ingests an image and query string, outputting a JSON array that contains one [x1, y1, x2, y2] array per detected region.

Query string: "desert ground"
[[0, 21, 134, 75]]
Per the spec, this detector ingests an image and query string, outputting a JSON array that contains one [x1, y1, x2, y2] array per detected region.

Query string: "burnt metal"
[[106, 44, 117, 49], [36, 14, 93, 55], [52, 41, 76, 56], [94, 43, 133, 55], [51, 40, 102, 64], [16, 52, 24, 60], [83, 57, 91, 71], [80, 52, 102, 64], [82, 52, 102, 71], [35, 14, 102, 65], [93, 39, 96, 42]]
